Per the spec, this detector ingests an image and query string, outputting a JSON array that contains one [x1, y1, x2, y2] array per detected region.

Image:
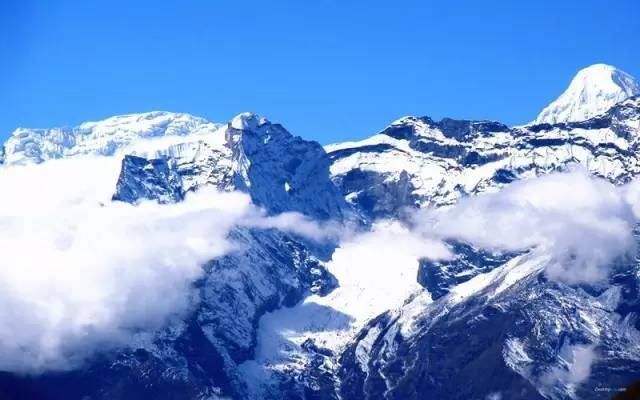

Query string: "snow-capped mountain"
[[533, 64, 640, 125], [1, 111, 222, 165], [1, 64, 640, 400], [327, 96, 640, 219], [1, 110, 353, 221], [112, 112, 354, 220]]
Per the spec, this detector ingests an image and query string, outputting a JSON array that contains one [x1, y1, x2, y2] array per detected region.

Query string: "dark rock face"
[[493, 168, 518, 184], [112, 114, 356, 222], [418, 242, 519, 299], [99, 119, 350, 398], [338, 311, 547, 400], [411, 139, 468, 160], [332, 168, 418, 219], [380, 116, 509, 142], [224, 117, 353, 221], [436, 118, 510, 140], [112, 155, 184, 204]]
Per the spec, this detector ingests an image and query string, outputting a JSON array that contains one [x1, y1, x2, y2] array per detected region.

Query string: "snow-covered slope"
[[328, 96, 640, 219], [1, 111, 222, 165], [239, 222, 433, 397], [338, 249, 640, 400], [533, 64, 640, 125]]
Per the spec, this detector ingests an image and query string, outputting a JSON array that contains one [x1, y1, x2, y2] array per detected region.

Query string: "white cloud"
[[542, 343, 597, 388], [413, 169, 637, 284], [565, 344, 597, 384], [0, 156, 329, 373], [241, 221, 451, 388], [249, 211, 344, 242]]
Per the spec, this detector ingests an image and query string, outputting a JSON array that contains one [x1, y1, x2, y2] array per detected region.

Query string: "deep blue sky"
[[1, 1, 639, 144]]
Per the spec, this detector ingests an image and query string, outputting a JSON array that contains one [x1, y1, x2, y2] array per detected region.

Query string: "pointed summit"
[[532, 64, 640, 125], [229, 112, 269, 131]]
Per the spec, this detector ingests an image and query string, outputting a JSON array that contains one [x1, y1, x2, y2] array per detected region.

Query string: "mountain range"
[[0, 64, 639, 399]]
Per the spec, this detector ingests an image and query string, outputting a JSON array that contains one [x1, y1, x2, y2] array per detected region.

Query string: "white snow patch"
[[243, 221, 450, 374]]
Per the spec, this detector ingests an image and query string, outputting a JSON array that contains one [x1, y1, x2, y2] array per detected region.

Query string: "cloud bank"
[[0, 156, 637, 376], [413, 169, 638, 284], [0, 157, 329, 373], [542, 343, 597, 388]]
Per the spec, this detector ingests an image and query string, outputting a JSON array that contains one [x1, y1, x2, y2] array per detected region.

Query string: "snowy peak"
[[222, 113, 353, 219], [533, 64, 640, 125], [229, 112, 268, 131], [102, 111, 354, 221], [1, 111, 222, 165], [225, 112, 278, 148]]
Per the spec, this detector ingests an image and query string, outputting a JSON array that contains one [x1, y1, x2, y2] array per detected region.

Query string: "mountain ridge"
[[0, 65, 639, 399]]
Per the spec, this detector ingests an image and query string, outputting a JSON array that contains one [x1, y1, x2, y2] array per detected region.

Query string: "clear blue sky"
[[1, 1, 639, 144]]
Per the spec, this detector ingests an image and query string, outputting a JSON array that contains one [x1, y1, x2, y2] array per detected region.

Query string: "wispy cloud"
[[541, 343, 597, 387], [412, 169, 637, 284]]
